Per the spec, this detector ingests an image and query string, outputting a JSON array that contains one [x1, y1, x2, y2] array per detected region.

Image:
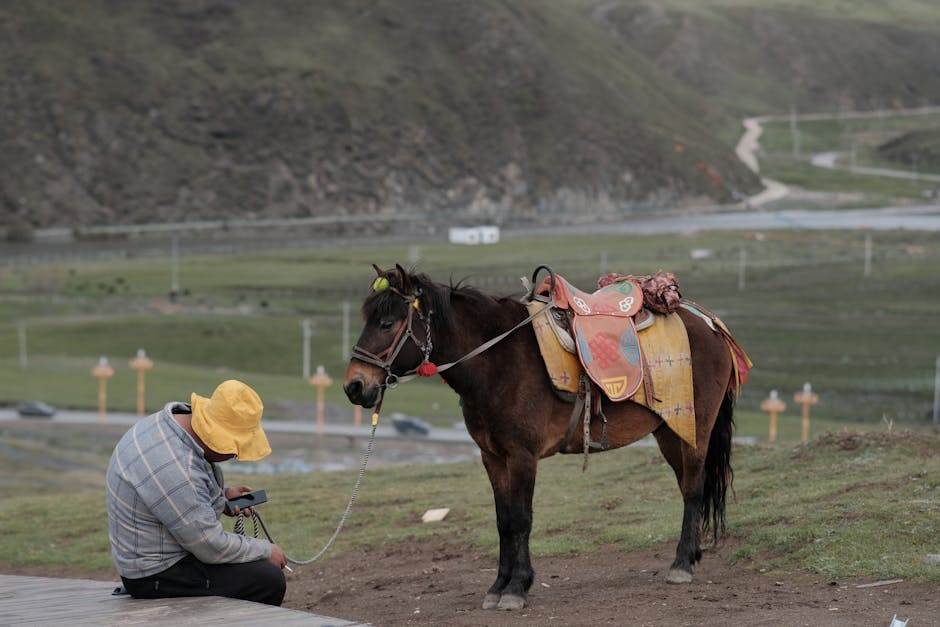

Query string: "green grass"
[[760, 157, 936, 200], [2, 229, 938, 425], [1, 427, 937, 583], [758, 114, 940, 156]]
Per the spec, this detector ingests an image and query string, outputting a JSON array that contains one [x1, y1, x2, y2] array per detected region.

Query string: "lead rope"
[[234, 418, 379, 566]]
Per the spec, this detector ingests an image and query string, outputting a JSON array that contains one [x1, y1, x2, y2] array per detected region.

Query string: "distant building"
[[448, 225, 500, 245]]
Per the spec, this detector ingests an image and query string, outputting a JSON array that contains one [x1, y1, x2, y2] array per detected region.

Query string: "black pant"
[[122, 554, 286, 606]]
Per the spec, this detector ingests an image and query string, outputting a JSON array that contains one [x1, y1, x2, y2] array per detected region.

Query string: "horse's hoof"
[[482, 593, 501, 610], [666, 568, 693, 584], [497, 594, 527, 610]]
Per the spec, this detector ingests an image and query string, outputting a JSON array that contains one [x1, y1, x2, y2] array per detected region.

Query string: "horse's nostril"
[[344, 380, 362, 402]]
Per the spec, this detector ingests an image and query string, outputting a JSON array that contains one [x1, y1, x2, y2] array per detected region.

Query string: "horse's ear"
[[395, 263, 413, 293], [372, 263, 383, 277]]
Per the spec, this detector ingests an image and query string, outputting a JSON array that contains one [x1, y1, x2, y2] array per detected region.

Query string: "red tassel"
[[417, 362, 438, 377]]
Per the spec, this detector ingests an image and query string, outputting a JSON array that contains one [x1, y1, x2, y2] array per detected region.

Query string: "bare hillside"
[[1, 1, 938, 232]]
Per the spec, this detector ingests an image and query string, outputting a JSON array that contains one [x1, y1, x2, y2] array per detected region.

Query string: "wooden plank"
[[0, 575, 368, 626]]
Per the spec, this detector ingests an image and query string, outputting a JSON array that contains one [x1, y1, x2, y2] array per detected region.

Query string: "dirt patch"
[[278, 536, 938, 626], [4, 536, 936, 625], [4, 423, 937, 625]]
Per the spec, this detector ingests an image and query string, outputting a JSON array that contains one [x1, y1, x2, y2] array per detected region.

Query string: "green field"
[[3, 227, 939, 427], [756, 112, 940, 205], [1, 424, 937, 585]]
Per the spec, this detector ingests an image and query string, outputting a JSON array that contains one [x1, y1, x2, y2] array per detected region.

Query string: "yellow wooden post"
[[309, 365, 333, 442], [760, 390, 786, 443], [91, 356, 115, 423], [129, 349, 154, 417], [793, 382, 819, 443], [353, 405, 362, 427]]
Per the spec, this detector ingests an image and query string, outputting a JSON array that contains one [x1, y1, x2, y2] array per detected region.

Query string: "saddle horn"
[[529, 265, 557, 302]]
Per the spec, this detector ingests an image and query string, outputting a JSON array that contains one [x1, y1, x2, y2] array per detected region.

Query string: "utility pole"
[[301, 319, 313, 379], [170, 234, 180, 301], [863, 234, 872, 278], [790, 105, 800, 159], [342, 301, 351, 361], [933, 354, 939, 432], [18, 321, 27, 369]]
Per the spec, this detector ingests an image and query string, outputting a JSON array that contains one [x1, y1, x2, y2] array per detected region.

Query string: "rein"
[[352, 286, 552, 388], [234, 421, 379, 566]]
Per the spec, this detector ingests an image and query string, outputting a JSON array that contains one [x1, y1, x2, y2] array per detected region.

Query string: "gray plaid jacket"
[[106, 402, 270, 578]]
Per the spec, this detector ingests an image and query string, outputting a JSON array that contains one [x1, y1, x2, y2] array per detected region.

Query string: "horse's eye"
[[379, 318, 396, 331]]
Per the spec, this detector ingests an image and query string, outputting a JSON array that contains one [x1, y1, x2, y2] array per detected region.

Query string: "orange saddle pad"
[[537, 275, 644, 402], [573, 316, 643, 401]]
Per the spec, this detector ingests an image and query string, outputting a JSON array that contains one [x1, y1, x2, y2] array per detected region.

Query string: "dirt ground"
[[277, 535, 938, 626], [5, 536, 937, 625], [4, 422, 937, 625]]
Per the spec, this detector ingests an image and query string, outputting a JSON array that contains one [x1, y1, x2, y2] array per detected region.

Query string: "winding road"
[[737, 105, 940, 207]]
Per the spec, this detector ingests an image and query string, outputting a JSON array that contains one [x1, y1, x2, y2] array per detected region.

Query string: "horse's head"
[[343, 264, 440, 408]]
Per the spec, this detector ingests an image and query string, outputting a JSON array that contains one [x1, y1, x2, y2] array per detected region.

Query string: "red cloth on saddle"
[[536, 275, 644, 401]]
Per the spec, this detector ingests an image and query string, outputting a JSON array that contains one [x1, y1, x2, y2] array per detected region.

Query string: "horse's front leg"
[[480, 450, 537, 610]]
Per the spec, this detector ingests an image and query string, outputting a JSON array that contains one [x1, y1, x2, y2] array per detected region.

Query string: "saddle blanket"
[[529, 302, 697, 447], [629, 312, 696, 448]]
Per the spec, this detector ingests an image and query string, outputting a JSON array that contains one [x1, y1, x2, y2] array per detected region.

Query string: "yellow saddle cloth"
[[629, 313, 695, 447], [529, 303, 696, 447]]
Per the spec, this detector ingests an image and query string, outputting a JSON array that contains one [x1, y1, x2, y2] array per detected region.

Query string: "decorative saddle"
[[531, 269, 644, 401], [525, 266, 701, 452], [524, 266, 751, 460], [528, 265, 687, 400]]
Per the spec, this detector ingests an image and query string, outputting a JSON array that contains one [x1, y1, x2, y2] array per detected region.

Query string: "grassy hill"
[[2, 1, 940, 231]]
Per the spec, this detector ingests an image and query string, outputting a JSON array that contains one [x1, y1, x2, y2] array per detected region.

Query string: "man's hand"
[[225, 485, 253, 500], [269, 543, 289, 571], [223, 485, 253, 516]]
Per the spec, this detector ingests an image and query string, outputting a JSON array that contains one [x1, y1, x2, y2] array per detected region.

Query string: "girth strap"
[[561, 374, 610, 472]]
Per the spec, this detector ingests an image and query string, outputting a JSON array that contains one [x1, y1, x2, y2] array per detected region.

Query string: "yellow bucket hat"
[[190, 380, 271, 461]]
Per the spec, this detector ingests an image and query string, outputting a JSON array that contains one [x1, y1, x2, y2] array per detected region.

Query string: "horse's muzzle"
[[343, 377, 380, 408]]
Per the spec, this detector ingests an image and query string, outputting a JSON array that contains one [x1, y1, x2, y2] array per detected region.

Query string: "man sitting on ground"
[[106, 379, 287, 605]]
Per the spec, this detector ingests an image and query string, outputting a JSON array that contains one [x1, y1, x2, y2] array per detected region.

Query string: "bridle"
[[351, 282, 553, 390], [350, 287, 433, 388]]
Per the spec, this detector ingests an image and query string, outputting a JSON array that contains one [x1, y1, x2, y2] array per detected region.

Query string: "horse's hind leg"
[[480, 450, 537, 610], [655, 390, 736, 583], [653, 426, 704, 584]]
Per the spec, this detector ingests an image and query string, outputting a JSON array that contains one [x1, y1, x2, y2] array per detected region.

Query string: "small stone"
[[923, 554, 940, 565]]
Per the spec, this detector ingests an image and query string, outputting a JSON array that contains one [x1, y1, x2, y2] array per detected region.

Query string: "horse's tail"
[[701, 388, 735, 543]]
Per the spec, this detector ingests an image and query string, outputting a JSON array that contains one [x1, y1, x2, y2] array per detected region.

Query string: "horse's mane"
[[361, 267, 517, 332]]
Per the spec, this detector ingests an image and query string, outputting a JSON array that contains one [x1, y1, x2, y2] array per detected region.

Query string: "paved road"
[[812, 151, 940, 183], [1, 409, 757, 452], [514, 204, 940, 236], [0, 408, 476, 444]]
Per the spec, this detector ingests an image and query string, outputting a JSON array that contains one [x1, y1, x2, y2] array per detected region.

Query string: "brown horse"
[[344, 264, 744, 611]]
